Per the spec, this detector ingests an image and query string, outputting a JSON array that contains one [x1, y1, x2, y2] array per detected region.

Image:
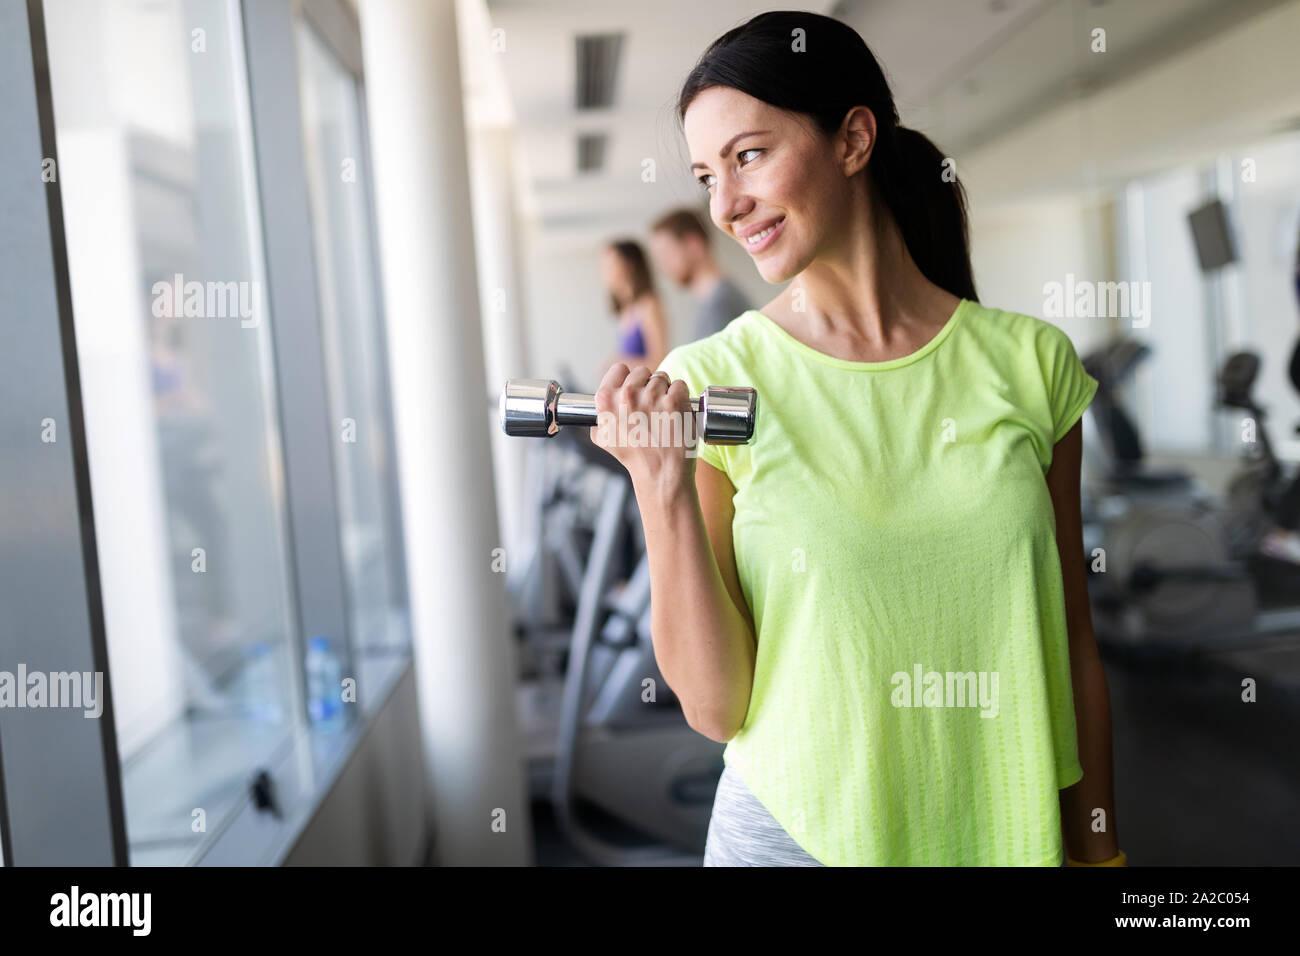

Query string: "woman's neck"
[[781, 200, 953, 345]]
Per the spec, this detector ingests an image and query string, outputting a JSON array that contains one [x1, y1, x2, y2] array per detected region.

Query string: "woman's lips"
[[742, 217, 784, 255]]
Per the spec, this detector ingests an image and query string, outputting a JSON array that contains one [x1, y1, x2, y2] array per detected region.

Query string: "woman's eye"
[[697, 149, 762, 190]]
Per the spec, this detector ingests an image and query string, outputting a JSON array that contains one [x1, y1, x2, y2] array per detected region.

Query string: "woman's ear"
[[839, 105, 877, 177]]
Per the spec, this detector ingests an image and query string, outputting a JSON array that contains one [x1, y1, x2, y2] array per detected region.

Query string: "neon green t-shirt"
[[655, 298, 1099, 866]]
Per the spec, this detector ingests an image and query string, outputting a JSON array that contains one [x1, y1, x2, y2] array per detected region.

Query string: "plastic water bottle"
[[306, 636, 344, 730], [243, 640, 281, 723]]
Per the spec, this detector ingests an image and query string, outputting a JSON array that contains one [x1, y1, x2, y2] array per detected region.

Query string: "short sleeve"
[[656, 347, 728, 476], [1038, 324, 1099, 445]]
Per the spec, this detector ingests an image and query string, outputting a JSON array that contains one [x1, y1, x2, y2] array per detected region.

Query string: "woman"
[[599, 239, 669, 377], [591, 11, 1124, 867]]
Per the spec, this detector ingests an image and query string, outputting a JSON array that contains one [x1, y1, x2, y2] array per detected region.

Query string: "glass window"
[[1226, 134, 1300, 463], [1118, 166, 1214, 454], [44, 0, 299, 864], [294, 19, 407, 657]]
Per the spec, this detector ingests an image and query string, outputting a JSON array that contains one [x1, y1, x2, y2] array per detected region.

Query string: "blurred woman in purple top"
[[599, 239, 668, 380]]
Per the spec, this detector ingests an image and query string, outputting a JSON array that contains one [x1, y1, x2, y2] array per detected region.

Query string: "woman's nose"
[[712, 177, 751, 233]]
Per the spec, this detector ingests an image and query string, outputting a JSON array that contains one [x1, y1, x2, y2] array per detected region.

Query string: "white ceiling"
[[468, 0, 1288, 247], [836, 0, 1057, 117], [884, 0, 1288, 153]]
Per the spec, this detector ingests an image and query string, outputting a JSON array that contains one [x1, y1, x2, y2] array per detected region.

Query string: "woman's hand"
[[596, 352, 641, 384], [591, 363, 697, 501]]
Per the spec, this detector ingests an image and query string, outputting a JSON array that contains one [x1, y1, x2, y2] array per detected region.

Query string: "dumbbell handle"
[[551, 392, 705, 424], [501, 378, 756, 444]]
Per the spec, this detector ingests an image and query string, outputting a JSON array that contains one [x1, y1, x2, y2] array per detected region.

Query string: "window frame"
[[0, 0, 411, 866]]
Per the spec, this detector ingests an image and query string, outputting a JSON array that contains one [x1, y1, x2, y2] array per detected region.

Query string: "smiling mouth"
[[744, 218, 784, 245], [742, 217, 785, 254]]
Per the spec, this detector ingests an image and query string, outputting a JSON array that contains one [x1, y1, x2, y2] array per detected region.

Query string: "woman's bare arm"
[[639, 457, 756, 742], [640, 294, 670, 370], [1047, 420, 1121, 862]]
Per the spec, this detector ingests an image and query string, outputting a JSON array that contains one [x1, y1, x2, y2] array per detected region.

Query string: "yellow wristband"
[[1066, 849, 1127, 867]]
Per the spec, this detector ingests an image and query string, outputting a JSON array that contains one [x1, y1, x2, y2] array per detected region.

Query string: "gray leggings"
[[703, 764, 824, 866]]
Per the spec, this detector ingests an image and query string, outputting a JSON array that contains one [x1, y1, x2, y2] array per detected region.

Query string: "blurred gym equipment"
[[504, 379, 722, 864], [1081, 337, 1300, 648], [548, 459, 723, 864], [1216, 349, 1300, 608]]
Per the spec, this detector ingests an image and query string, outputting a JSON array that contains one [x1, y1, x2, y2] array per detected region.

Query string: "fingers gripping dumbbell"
[[499, 378, 757, 445]]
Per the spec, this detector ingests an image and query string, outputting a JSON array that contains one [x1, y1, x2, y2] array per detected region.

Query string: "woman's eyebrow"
[[690, 130, 771, 170]]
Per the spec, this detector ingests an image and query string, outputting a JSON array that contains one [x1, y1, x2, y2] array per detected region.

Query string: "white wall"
[[968, 193, 1116, 356], [1122, 167, 1218, 455]]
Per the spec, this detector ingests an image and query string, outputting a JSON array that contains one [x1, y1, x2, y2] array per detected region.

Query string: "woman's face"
[[684, 86, 854, 284]]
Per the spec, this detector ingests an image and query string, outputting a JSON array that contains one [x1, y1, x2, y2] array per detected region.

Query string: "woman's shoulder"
[[960, 300, 1076, 352], [958, 300, 1090, 394], [630, 291, 665, 315], [962, 298, 1038, 330]]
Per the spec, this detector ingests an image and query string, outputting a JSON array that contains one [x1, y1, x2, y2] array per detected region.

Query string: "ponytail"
[[678, 11, 978, 303], [874, 125, 977, 302]]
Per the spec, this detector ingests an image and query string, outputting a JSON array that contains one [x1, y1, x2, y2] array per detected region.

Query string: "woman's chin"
[[758, 258, 797, 284]]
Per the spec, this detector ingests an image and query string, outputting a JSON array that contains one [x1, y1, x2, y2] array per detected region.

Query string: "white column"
[[468, 125, 533, 573], [358, 0, 531, 865]]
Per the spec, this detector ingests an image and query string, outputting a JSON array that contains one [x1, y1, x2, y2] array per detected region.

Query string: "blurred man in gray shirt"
[[649, 208, 753, 342]]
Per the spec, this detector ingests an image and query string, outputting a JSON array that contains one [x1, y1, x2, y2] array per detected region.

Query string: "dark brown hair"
[[605, 239, 655, 314], [677, 10, 977, 302]]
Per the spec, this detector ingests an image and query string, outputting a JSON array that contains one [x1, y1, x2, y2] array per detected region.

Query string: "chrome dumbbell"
[[500, 378, 757, 445]]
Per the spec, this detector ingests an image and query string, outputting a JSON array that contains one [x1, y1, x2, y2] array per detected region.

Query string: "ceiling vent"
[[575, 33, 623, 109], [576, 133, 607, 173]]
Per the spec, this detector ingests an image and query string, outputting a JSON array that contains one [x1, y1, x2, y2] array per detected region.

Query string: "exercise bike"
[[548, 449, 723, 865], [1215, 348, 1300, 610], [507, 364, 644, 679], [1080, 337, 1257, 645], [509, 416, 722, 864]]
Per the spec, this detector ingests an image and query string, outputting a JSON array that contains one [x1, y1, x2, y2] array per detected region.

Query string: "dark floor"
[[1102, 631, 1300, 865], [530, 630, 1300, 866], [530, 799, 600, 867], [530, 794, 700, 866]]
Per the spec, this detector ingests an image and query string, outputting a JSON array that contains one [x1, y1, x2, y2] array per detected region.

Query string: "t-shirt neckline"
[[747, 297, 970, 371]]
